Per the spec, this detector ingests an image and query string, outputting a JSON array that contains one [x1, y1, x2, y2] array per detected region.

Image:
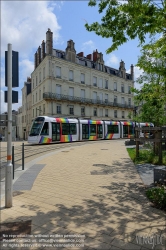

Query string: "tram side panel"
[[79, 120, 104, 141], [120, 121, 135, 139], [104, 121, 120, 139], [55, 118, 79, 142]]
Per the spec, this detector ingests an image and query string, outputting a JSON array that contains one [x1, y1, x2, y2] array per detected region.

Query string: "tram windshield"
[[29, 117, 45, 136]]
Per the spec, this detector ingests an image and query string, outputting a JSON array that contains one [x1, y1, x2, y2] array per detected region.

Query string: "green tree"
[[85, 0, 166, 54], [133, 40, 166, 126]]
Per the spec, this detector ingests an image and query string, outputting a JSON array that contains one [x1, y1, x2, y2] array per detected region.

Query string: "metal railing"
[[43, 92, 134, 109]]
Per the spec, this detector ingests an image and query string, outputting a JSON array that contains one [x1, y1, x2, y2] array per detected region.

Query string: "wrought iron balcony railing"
[[43, 92, 134, 109]]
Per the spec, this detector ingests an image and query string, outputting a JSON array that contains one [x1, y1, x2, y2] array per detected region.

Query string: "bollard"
[[22, 143, 24, 170], [12, 145, 14, 179]]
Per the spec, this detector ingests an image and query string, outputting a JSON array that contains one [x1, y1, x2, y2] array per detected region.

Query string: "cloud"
[[1, 1, 62, 59], [0, 90, 22, 114], [134, 66, 143, 80], [105, 54, 119, 66], [127, 66, 143, 90], [19, 59, 34, 81], [81, 40, 96, 52]]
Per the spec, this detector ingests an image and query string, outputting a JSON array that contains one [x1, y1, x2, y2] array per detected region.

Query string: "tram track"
[[0, 140, 109, 170]]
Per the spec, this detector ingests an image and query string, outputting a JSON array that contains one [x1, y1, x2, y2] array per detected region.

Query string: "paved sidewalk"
[[1, 140, 166, 250]]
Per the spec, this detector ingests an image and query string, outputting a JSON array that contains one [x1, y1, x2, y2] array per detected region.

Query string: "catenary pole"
[[5, 43, 13, 208]]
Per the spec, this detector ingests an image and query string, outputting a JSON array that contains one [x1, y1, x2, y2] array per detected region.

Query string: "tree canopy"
[[132, 44, 166, 126], [86, 0, 166, 125], [85, 0, 166, 54]]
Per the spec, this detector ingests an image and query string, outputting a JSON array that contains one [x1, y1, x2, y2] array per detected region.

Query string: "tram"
[[28, 116, 154, 144]]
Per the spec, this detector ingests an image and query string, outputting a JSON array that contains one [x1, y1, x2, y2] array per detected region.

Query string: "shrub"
[[146, 186, 166, 210]]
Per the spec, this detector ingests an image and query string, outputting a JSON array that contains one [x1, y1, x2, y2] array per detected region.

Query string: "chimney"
[[37, 51, 39, 66], [46, 28, 53, 55], [119, 60, 126, 79], [38, 46, 41, 64], [65, 40, 76, 62], [41, 40, 46, 60], [34, 52, 38, 69], [130, 64, 134, 81], [93, 49, 98, 62], [77, 52, 84, 57], [27, 77, 31, 82], [86, 54, 92, 60]]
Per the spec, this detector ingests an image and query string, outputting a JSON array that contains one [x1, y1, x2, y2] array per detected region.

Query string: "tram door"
[[97, 124, 103, 138], [82, 124, 89, 139], [123, 125, 133, 138], [52, 123, 60, 141], [123, 125, 129, 137]]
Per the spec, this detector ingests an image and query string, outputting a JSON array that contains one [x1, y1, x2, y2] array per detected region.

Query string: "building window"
[[43, 104, 45, 114], [114, 82, 117, 91], [128, 86, 131, 94], [36, 92, 37, 102], [114, 110, 117, 118], [81, 89, 85, 99], [122, 111, 125, 119], [121, 97, 125, 105], [33, 95, 34, 104], [81, 107, 85, 116], [22, 116, 24, 123], [56, 66, 61, 78], [69, 106, 74, 115], [39, 106, 41, 115], [43, 67, 45, 79], [25, 115, 26, 122], [121, 84, 124, 93], [57, 105, 61, 114], [69, 70, 74, 81], [128, 98, 131, 106], [56, 85, 61, 95], [36, 76, 38, 86], [39, 72, 41, 83], [33, 79, 34, 89], [105, 109, 108, 117], [69, 87, 74, 100], [43, 86, 45, 94], [36, 108, 37, 117], [105, 94, 108, 103], [114, 95, 117, 104], [81, 73, 85, 84], [99, 108, 103, 117], [99, 78, 103, 88], [93, 92, 97, 102], [93, 76, 97, 87], [33, 109, 34, 118], [105, 80, 108, 89], [39, 89, 41, 100], [94, 108, 97, 116]]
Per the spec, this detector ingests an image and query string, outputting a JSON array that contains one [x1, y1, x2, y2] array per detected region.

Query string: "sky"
[[0, 0, 144, 114]]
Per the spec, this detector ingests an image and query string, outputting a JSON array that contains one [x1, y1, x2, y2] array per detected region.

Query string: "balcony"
[[43, 92, 134, 109]]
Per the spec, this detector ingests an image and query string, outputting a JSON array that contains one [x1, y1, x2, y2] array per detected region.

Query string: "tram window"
[[90, 124, 96, 135], [40, 122, 49, 135], [62, 123, 70, 135], [70, 124, 76, 135], [108, 125, 119, 133]]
